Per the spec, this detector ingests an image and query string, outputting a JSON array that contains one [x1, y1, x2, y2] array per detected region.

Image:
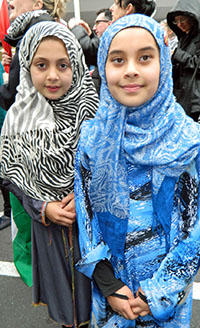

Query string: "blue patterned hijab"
[[79, 14, 200, 257]]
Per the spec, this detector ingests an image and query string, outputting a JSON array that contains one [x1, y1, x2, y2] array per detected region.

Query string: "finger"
[[64, 201, 76, 214], [61, 193, 74, 207], [122, 309, 138, 320], [131, 306, 142, 314], [139, 310, 150, 317], [55, 216, 75, 226], [62, 211, 76, 220]]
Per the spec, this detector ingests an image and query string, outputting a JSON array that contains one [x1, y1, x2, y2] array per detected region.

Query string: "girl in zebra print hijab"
[[0, 20, 98, 201], [0, 21, 98, 327]]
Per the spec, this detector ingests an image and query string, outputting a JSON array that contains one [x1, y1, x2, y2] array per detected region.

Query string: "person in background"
[[167, 0, 200, 121], [68, 8, 112, 94], [109, 0, 156, 22], [0, 21, 98, 327], [90, 8, 112, 94], [160, 19, 178, 56], [93, 8, 112, 38], [0, 61, 11, 230], [74, 13, 200, 328], [68, 15, 99, 69]]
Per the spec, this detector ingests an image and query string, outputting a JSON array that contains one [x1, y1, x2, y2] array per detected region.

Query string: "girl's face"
[[110, 0, 135, 22], [8, 0, 43, 22], [110, 0, 127, 21], [30, 38, 73, 100], [105, 27, 160, 107]]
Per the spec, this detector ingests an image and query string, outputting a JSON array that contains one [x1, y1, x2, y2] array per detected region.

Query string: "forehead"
[[96, 12, 106, 21], [34, 38, 68, 57], [174, 14, 188, 19], [109, 27, 159, 51]]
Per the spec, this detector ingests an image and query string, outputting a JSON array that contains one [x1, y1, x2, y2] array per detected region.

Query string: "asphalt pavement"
[[0, 192, 200, 328]]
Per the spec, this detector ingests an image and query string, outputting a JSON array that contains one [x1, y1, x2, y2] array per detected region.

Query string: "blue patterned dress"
[[75, 152, 200, 327]]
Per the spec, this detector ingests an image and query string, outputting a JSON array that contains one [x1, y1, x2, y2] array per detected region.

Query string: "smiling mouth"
[[121, 84, 142, 92], [46, 86, 60, 92]]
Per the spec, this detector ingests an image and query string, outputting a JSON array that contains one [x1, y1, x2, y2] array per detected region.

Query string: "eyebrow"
[[32, 57, 70, 63], [108, 46, 157, 56]]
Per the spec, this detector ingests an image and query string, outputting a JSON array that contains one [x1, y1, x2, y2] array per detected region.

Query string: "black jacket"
[[167, 0, 200, 118], [0, 13, 54, 111], [71, 25, 99, 68]]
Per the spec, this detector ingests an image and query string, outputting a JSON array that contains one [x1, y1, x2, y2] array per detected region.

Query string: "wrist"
[[41, 201, 51, 226], [138, 291, 148, 304]]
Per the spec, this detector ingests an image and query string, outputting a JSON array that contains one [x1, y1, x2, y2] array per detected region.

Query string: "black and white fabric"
[[5, 10, 52, 46], [0, 21, 99, 201]]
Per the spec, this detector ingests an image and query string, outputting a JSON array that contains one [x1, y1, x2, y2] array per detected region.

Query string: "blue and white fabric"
[[75, 14, 200, 327]]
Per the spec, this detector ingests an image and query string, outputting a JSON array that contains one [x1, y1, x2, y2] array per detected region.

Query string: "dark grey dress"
[[4, 180, 91, 327]]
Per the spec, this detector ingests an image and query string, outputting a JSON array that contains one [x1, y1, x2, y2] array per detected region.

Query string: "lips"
[[121, 84, 142, 92], [46, 86, 60, 92]]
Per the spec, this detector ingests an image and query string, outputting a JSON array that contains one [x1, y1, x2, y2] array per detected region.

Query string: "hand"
[[107, 285, 138, 320], [68, 17, 78, 29], [45, 193, 76, 226], [1, 50, 12, 66], [60, 192, 76, 213], [129, 287, 151, 317], [79, 19, 92, 35]]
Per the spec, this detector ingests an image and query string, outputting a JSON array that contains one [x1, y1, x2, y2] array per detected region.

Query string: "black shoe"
[[0, 215, 11, 230]]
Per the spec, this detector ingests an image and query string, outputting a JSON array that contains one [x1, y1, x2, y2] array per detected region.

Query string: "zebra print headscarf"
[[0, 21, 99, 201]]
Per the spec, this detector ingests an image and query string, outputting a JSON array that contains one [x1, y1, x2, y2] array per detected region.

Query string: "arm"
[[70, 24, 99, 67], [74, 145, 111, 278], [3, 180, 76, 226], [0, 51, 20, 110], [93, 259, 138, 320], [140, 162, 200, 321], [172, 47, 200, 70]]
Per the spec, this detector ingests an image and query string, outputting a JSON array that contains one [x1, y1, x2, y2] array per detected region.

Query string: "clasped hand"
[[45, 193, 76, 226], [107, 286, 150, 320]]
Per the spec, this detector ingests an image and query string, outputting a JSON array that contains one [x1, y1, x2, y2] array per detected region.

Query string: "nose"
[[124, 61, 139, 77], [110, 3, 114, 11], [47, 67, 59, 80]]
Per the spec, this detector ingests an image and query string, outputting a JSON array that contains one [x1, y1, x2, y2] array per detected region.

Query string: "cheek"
[[106, 66, 119, 88], [30, 68, 42, 88], [64, 71, 73, 91], [147, 64, 160, 90]]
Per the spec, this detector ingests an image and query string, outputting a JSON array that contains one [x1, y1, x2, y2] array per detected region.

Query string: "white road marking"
[[193, 282, 200, 300], [0, 261, 20, 277]]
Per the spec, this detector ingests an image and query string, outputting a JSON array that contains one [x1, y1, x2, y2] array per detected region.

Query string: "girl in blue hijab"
[[75, 14, 200, 327]]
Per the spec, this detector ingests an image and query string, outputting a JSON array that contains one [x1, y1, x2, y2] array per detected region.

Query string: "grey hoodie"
[[167, 0, 200, 39]]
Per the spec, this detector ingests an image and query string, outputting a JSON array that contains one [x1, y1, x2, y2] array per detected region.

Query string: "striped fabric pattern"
[[0, 20, 99, 201]]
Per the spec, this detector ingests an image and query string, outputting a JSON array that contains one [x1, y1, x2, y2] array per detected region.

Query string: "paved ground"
[[0, 192, 200, 328]]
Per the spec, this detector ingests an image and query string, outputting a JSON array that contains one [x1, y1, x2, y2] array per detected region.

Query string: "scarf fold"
[[0, 21, 99, 201], [79, 14, 200, 257], [5, 10, 53, 47]]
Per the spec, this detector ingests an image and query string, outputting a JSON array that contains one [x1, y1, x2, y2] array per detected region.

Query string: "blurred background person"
[[160, 19, 178, 56], [167, 0, 200, 122], [68, 8, 112, 94], [109, 0, 156, 22], [93, 8, 112, 38]]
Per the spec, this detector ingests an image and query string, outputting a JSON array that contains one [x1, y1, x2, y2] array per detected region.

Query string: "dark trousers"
[[0, 178, 11, 217]]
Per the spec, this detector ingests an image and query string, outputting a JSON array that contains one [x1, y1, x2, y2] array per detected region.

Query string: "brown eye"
[[112, 57, 124, 64]]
